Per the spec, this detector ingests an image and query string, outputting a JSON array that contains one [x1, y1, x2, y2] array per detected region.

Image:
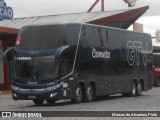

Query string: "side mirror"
[[3, 47, 15, 63]]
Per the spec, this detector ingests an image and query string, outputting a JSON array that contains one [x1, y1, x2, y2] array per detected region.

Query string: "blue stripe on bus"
[[12, 80, 61, 89], [15, 48, 58, 56]]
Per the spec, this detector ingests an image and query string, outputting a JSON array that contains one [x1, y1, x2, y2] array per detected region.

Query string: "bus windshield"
[[13, 55, 59, 83], [13, 24, 81, 83], [15, 25, 63, 51]]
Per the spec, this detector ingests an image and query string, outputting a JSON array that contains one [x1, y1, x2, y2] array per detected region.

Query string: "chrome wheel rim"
[[132, 83, 136, 95], [76, 87, 82, 98], [87, 86, 93, 97]]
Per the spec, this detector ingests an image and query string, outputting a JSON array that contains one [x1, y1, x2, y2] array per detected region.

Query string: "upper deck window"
[[63, 25, 80, 46], [80, 26, 102, 48], [16, 25, 63, 51]]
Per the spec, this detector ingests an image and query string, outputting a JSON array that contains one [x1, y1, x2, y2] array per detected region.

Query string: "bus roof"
[[23, 22, 151, 36]]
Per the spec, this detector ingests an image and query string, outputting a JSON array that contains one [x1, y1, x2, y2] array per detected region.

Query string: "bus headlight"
[[50, 92, 57, 98], [46, 86, 56, 91], [13, 93, 17, 98], [46, 83, 61, 91], [11, 85, 20, 91]]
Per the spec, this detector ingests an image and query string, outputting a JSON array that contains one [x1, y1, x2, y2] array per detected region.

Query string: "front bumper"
[[12, 90, 59, 100], [11, 81, 63, 101]]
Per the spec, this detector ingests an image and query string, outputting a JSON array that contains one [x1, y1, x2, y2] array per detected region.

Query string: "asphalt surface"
[[0, 87, 160, 120]]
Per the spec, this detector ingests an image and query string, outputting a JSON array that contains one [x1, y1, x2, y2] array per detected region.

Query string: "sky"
[[4, 0, 160, 45]]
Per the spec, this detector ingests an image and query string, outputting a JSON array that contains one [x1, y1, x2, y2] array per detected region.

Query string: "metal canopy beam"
[[87, 0, 105, 12]]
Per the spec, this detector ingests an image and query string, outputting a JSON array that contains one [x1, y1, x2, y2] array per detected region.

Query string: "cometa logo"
[[92, 48, 110, 59]]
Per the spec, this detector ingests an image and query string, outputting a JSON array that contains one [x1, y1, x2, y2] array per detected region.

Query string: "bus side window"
[[80, 38, 87, 48], [63, 26, 80, 46], [93, 28, 102, 47], [80, 26, 101, 48], [60, 60, 72, 77], [101, 29, 108, 48], [107, 29, 124, 50]]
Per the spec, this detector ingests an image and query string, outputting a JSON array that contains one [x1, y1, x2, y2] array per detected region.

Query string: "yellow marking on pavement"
[[0, 91, 11, 94]]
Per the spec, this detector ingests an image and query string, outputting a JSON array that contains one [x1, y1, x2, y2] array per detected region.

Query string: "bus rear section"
[[153, 53, 160, 86], [73, 24, 153, 102], [3, 23, 153, 105]]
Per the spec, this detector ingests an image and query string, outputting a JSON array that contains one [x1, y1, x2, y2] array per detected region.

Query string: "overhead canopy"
[[89, 6, 149, 29], [0, 6, 149, 30], [0, 26, 19, 40]]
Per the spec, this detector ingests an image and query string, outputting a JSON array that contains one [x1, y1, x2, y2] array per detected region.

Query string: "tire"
[[123, 81, 136, 97], [46, 100, 55, 105], [33, 100, 44, 105], [154, 77, 160, 87], [85, 84, 94, 102], [136, 82, 143, 96], [130, 81, 136, 96], [71, 84, 83, 103]]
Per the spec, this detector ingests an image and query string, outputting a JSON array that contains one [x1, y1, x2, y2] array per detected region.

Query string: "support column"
[[101, 0, 104, 11], [3, 41, 8, 90]]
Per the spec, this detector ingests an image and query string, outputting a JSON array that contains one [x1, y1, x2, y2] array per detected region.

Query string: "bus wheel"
[[85, 84, 94, 102], [123, 81, 136, 97], [33, 100, 44, 105], [71, 85, 83, 103], [46, 100, 55, 105], [136, 82, 143, 96], [130, 81, 136, 96], [154, 77, 160, 87]]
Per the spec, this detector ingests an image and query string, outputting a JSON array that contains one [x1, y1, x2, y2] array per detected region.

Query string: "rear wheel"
[[46, 100, 55, 105], [71, 85, 83, 103], [136, 82, 143, 96], [33, 100, 44, 105], [123, 81, 136, 97], [85, 84, 94, 102], [130, 81, 136, 96]]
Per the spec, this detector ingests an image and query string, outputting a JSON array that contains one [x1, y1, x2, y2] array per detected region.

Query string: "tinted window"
[[80, 26, 102, 48], [100, 28, 108, 47], [63, 25, 80, 45], [108, 29, 124, 49], [16, 25, 63, 51], [14, 55, 59, 83]]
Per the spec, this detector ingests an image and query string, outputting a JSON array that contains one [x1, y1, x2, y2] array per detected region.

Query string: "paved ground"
[[0, 87, 160, 120]]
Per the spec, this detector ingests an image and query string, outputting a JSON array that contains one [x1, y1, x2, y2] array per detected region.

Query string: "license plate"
[[28, 95, 36, 99]]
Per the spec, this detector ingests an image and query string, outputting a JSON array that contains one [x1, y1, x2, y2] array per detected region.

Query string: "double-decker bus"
[[3, 23, 153, 105], [153, 53, 160, 86]]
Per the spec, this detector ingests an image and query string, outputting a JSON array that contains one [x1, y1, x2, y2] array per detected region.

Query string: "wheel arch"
[[77, 81, 85, 94]]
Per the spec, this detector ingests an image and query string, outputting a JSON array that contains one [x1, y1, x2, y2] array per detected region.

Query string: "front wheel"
[[33, 100, 44, 105], [123, 81, 136, 97], [71, 85, 83, 103]]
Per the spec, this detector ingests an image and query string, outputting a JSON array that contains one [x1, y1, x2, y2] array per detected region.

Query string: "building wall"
[[133, 23, 143, 32], [0, 41, 4, 86]]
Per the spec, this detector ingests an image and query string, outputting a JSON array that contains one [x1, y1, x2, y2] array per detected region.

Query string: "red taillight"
[[16, 36, 22, 45], [155, 67, 160, 72]]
